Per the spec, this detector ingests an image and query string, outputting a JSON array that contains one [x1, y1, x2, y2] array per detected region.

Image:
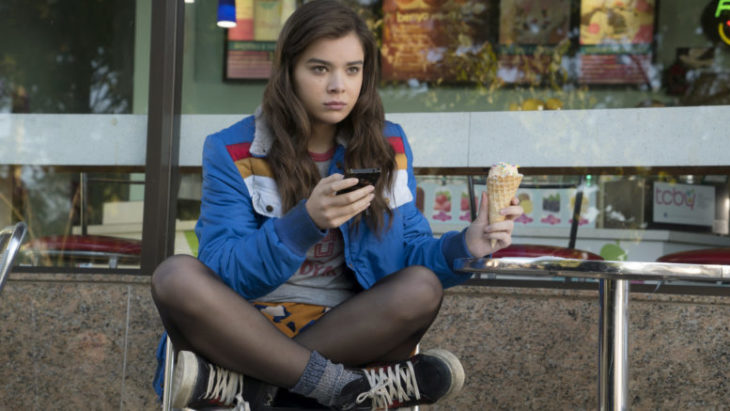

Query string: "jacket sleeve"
[[195, 132, 325, 300], [393, 123, 474, 288]]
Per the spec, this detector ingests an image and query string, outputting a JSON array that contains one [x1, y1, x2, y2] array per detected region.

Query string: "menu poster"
[[225, 0, 296, 80], [497, 0, 571, 84], [226, 42, 277, 80], [381, 0, 497, 82], [578, 0, 656, 85], [499, 0, 571, 45]]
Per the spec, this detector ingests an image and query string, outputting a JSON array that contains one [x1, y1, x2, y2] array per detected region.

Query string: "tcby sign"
[[655, 186, 697, 210], [653, 182, 715, 226]]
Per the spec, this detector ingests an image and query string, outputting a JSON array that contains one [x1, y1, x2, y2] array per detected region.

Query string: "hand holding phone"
[[337, 167, 381, 195]]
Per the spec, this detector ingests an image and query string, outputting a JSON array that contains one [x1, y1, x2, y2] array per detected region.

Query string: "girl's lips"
[[324, 102, 346, 110]]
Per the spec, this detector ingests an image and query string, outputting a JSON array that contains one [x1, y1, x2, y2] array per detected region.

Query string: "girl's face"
[[293, 32, 364, 134]]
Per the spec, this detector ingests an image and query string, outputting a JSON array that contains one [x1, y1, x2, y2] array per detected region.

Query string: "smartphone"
[[337, 167, 381, 195]]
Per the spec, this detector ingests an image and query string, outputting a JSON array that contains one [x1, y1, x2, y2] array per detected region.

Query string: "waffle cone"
[[487, 174, 523, 247]]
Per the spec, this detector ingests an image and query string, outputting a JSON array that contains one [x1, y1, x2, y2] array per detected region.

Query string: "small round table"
[[455, 257, 730, 411]]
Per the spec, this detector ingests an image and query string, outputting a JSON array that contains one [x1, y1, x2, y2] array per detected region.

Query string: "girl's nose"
[[327, 72, 345, 93]]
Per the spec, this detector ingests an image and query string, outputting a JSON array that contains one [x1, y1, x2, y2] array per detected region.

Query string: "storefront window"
[[172, 0, 728, 292], [177, 0, 730, 114], [0, 0, 144, 268]]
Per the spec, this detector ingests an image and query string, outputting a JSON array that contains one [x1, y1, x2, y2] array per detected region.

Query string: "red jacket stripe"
[[226, 142, 252, 162], [387, 136, 405, 154]]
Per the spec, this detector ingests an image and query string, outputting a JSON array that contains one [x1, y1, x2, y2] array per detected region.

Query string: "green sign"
[[715, 0, 730, 45], [715, 0, 730, 17]]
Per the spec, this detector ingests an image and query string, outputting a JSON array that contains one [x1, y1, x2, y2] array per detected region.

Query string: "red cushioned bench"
[[493, 243, 604, 260], [656, 247, 730, 265], [23, 234, 142, 268]]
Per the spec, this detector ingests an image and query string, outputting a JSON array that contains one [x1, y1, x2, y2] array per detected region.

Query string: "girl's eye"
[[347, 66, 361, 74], [311, 65, 327, 73]]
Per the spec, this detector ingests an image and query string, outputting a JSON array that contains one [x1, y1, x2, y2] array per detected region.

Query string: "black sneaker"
[[172, 350, 278, 410], [334, 348, 465, 410]]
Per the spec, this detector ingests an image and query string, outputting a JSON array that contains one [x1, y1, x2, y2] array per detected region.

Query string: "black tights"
[[151, 255, 444, 389]]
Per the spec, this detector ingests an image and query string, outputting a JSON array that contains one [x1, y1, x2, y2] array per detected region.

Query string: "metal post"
[[80, 172, 88, 236], [467, 175, 476, 221], [567, 176, 584, 250], [598, 279, 629, 411], [141, 0, 184, 274]]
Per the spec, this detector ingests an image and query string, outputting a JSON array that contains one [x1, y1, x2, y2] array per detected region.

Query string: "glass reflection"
[[413, 173, 729, 258], [177, 0, 730, 289], [180, 0, 730, 114], [0, 0, 139, 268]]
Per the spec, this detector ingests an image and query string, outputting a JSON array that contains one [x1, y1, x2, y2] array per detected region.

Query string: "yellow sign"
[[719, 22, 730, 45]]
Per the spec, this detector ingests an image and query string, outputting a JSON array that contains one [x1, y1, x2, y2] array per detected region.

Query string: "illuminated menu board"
[[380, 0, 496, 82], [225, 0, 296, 80], [578, 0, 656, 85], [497, 0, 571, 84]]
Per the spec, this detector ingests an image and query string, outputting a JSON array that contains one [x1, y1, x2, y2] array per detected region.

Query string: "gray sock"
[[290, 350, 362, 406]]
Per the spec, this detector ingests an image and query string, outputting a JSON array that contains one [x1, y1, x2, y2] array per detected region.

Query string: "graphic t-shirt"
[[256, 148, 356, 307]]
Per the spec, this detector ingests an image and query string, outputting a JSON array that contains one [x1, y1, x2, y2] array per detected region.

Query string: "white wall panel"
[[2, 106, 728, 168]]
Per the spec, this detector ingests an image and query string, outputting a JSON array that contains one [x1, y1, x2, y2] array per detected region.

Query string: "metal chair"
[[162, 336, 175, 411], [0, 222, 28, 296]]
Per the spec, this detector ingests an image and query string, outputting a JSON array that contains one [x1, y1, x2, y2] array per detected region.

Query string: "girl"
[[151, 0, 522, 409]]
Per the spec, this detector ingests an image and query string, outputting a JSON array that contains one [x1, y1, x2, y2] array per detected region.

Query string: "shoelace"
[[355, 361, 420, 410], [203, 363, 245, 405], [232, 394, 252, 411]]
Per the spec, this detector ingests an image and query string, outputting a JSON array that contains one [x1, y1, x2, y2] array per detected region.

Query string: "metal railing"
[[0, 222, 28, 296]]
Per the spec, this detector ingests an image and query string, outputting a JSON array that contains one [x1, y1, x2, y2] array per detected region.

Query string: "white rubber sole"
[[171, 350, 200, 409], [423, 348, 466, 401]]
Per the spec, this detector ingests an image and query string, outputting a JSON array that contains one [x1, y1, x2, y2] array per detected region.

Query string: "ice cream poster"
[[578, 0, 656, 84], [416, 183, 597, 229], [515, 188, 597, 228], [513, 188, 537, 225], [416, 181, 474, 229], [580, 0, 655, 45]]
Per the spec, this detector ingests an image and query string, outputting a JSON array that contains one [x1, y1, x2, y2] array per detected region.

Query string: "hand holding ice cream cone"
[[487, 163, 523, 247], [464, 163, 524, 257]]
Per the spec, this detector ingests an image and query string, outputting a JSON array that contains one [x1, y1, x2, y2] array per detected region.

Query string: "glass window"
[[175, 0, 728, 290], [177, 0, 730, 114], [0, 0, 145, 269]]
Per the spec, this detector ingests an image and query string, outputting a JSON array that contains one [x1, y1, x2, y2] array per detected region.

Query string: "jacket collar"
[[250, 106, 348, 158], [250, 107, 272, 158]]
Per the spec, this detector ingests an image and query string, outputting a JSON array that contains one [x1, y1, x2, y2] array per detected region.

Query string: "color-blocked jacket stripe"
[[385, 135, 412, 208], [223, 123, 414, 218], [225, 141, 281, 217]]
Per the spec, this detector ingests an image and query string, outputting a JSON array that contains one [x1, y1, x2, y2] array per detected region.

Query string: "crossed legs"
[[151, 254, 444, 389]]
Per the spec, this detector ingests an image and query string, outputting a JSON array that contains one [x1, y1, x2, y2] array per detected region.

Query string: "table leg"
[[599, 279, 629, 411]]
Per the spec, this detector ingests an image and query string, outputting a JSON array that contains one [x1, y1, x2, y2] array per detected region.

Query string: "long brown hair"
[[262, 0, 395, 233]]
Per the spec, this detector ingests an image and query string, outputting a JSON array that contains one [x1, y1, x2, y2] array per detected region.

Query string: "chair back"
[[1, 222, 28, 296]]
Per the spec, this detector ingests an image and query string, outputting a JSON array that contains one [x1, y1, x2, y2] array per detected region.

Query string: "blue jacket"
[[153, 114, 474, 397], [196, 113, 474, 295]]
